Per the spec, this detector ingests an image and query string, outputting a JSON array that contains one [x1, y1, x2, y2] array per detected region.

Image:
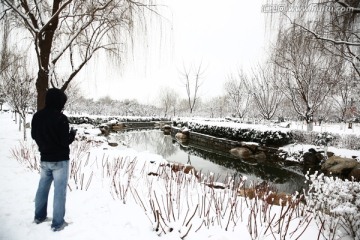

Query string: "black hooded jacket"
[[31, 89, 75, 162]]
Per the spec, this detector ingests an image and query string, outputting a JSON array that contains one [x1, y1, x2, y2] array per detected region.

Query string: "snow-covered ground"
[[0, 112, 168, 240], [0, 112, 358, 240]]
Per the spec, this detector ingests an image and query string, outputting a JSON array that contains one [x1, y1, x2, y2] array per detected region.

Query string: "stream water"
[[114, 129, 307, 193]]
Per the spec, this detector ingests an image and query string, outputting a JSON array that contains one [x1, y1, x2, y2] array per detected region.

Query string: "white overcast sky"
[[79, 1, 268, 104]]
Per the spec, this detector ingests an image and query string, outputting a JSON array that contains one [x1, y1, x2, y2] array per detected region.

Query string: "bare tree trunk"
[[22, 114, 27, 141], [13, 111, 16, 123], [307, 122, 314, 131], [18, 115, 21, 132], [36, 70, 49, 110]]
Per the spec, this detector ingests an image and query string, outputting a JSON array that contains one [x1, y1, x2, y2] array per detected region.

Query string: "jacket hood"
[[45, 88, 67, 111]]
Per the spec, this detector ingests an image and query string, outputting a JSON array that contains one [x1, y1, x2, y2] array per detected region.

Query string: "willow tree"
[[0, 0, 158, 110], [224, 70, 251, 119], [265, 0, 360, 128], [180, 63, 205, 114], [3, 56, 36, 140], [273, 26, 342, 131], [330, 67, 359, 122], [158, 86, 178, 117], [247, 64, 283, 120], [266, 0, 360, 77]]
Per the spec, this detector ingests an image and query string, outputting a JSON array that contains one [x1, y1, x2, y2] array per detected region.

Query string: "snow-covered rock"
[[321, 156, 360, 177]]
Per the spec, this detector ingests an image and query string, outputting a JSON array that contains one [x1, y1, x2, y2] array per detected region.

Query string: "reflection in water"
[[114, 129, 307, 193], [116, 129, 178, 158]]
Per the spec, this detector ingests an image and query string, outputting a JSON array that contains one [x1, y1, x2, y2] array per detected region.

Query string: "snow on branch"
[[293, 21, 360, 46], [38, 0, 73, 34]]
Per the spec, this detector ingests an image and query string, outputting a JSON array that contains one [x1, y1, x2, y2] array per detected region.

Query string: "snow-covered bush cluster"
[[336, 134, 360, 151], [292, 130, 360, 150], [315, 132, 334, 147], [305, 172, 360, 240], [173, 120, 293, 147], [68, 115, 171, 126]]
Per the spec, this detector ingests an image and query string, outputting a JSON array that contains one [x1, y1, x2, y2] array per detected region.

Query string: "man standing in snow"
[[31, 88, 76, 232]]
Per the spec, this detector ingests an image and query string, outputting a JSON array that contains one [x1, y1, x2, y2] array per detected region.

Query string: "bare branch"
[[293, 21, 360, 46], [2, 0, 38, 33]]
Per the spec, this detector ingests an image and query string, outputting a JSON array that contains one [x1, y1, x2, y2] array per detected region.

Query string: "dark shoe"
[[51, 222, 68, 232], [34, 218, 47, 224]]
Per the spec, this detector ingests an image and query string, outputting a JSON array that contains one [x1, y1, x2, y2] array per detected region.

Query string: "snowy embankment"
[[1, 112, 359, 240], [173, 117, 360, 157]]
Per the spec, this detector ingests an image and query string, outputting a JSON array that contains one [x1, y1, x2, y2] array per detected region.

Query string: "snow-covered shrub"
[[174, 120, 293, 146], [11, 139, 100, 191], [305, 172, 360, 240], [338, 134, 360, 150], [11, 141, 40, 173], [291, 130, 320, 144], [291, 130, 360, 150], [315, 132, 334, 147], [260, 130, 292, 146]]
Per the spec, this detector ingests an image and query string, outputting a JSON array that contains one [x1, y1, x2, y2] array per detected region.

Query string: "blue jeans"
[[35, 160, 69, 229]]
